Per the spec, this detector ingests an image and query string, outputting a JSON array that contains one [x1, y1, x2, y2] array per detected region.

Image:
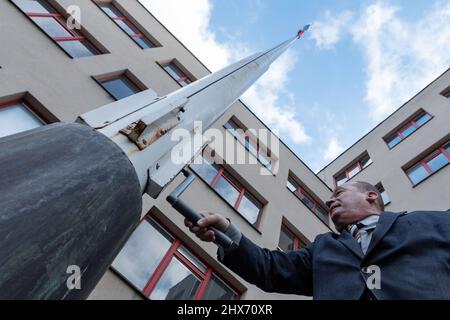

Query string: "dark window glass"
[[100, 76, 140, 100], [286, 177, 297, 192], [202, 275, 237, 300], [163, 64, 192, 87], [360, 154, 372, 168], [115, 19, 138, 35], [335, 172, 347, 186], [316, 206, 329, 223], [112, 219, 173, 290], [375, 183, 390, 205], [347, 163, 360, 179], [298, 190, 315, 210], [132, 36, 152, 49], [278, 225, 295, 252]]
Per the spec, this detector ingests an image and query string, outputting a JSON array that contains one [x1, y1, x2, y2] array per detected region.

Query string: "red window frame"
[[97, 2, 155, 48], [131, 216, 240, 300], [0, 99, 48, 124], [162, 62, 193, 86], [287, 175, 329, 224], [204, 164, 263, 227], [278, 224, 307, 251], [334, 153, 372, 187], [224, 119, 272, 169], [385, 111, 432, 148], [405, 142, 450, 185], [15, 0, 100, 56]]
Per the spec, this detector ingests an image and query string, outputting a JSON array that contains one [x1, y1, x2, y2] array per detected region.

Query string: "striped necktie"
[[347, 223, 363, 242]]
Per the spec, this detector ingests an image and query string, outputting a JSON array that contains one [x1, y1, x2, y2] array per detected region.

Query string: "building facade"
[[317, 71, 450, 214], [0, 0, 448, 300]]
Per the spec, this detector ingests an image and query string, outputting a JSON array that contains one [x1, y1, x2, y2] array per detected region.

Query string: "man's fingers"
[[198, 230, 215, 242], [197, 213, 221, 227]]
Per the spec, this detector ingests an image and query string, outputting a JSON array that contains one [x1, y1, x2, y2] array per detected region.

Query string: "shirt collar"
[[357, 214, 380, 229]]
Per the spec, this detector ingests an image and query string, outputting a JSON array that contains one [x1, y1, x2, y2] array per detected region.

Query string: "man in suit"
[[184, 181, 450, 299]]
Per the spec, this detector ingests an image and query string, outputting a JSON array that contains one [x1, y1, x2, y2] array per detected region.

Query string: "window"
[[98, 74, 142, 100], [97, 2, 156, 49], [192, 158, 263, 227], [224, 119, 272, 170], [0, 100, 45, 138], [287, 175, 329, 225], [334, 152, 373, 186], [405, 141, 450, 185], [112, 216, 239, 300], [375, 183, 390, 206], [12, 0, 101, 58], [162, 62, 193, 87], [441, 86, 450, 99], [385, 111, 432, 149], [278, 224, 308, 252]]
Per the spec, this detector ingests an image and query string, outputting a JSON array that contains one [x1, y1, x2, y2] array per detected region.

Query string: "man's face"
[[326, 183, 377, 231]]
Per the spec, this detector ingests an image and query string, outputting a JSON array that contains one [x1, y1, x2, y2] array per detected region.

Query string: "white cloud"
[[310, 10, 353, 49], [242, 50, 311, 144], [323, 137, 345, 161], [139, 0, 310, 145], [139, 0, 230, 71], [350, 1, 450, 121]]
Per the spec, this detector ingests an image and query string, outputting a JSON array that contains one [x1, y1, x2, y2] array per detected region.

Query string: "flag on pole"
[[297, 24, 311, 38]]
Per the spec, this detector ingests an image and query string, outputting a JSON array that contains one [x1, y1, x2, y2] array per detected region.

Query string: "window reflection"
[[278, 225, 295, 252], [100, 76, 140, 100], [203, 275, 237, 300], [407, 164, 429, 185], [427, 153, 448, 172], [237, 192, 260, 225], [0, 102, 44, 138], [214, 176, 240, 207], [112, 219, 173, 290], [150, 257, 200, 300]]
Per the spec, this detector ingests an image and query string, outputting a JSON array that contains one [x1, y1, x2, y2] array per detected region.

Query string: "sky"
[[139, 0, 450, 173]]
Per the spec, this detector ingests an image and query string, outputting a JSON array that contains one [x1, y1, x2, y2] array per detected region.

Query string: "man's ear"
[[366, 191, 379, 204]]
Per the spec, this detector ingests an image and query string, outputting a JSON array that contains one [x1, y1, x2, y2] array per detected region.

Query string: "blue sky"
[[140, 0, 450, 172]]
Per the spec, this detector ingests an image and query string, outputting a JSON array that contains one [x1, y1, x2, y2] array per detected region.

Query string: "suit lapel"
[[364, 211, 406, 257], [338, 230, 364, 259]]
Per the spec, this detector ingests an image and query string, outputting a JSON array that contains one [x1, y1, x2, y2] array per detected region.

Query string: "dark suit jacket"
[[220, 211, 450, 299]]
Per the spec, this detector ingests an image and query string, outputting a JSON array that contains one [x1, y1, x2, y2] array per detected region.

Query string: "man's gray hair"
[[353, 181, 385, 212]]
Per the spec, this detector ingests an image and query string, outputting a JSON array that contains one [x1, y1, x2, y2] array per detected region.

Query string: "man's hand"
[[184, 212, 230, 242]]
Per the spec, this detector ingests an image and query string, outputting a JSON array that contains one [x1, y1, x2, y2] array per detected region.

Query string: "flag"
[[297, 24, 311, 37]]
